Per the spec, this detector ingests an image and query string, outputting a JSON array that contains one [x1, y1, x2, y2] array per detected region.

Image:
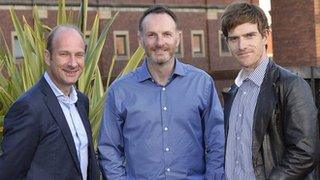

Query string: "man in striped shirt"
[[221, 2, 319, 180]]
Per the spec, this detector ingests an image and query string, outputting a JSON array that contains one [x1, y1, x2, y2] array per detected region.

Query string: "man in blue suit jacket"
[[0, 25, 100, 180]]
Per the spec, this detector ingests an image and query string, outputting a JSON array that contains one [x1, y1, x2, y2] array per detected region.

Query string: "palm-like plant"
[[0, 0, 145, 146]]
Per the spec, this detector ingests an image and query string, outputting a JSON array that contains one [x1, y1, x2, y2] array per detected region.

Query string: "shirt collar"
[[235, 57, 269, 87], [137, 58, 186, 83], [44, 71, 78, 104]]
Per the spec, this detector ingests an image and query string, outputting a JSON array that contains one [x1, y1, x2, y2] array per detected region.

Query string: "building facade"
[[1, 0, 319, 105]]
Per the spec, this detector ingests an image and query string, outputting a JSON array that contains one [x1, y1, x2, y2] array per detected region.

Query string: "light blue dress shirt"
[[44, 72, 88, 180], [98, 59, 225, 180], [225, 58, 269, 180]]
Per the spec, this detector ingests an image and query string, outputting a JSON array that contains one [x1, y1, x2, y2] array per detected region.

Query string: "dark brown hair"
[[220, 2, 269, 38], [138, 4, 178, 32]]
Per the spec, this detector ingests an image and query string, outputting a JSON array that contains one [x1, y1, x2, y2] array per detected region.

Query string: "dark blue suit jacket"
[[0, 76, 100, 180]]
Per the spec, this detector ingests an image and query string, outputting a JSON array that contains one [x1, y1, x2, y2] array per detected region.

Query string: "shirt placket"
[[67, 103, 82, 160], [160, 85, 171, 176], [70, 105, 89, 180], [235, 86, 246, 176]]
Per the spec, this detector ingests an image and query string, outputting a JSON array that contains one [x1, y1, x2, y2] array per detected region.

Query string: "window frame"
[[175, 31, 184, 58], [191, 30, 205, 58], [218, 31, 232, 57], [113, 31, 130, 60], [11, 31, 23, 60]]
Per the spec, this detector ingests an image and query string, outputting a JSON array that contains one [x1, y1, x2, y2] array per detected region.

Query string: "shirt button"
[[163, 107, 167, 111], [165, 147, 170, 152], [243, 91, 247, 95], [164, 127, 168, 131], [162, 87, 166, 91], [237, 136, 240, 140], [239, 114, 242, 117], [166, 168, 171, 172], [236, 160, 239, 164]]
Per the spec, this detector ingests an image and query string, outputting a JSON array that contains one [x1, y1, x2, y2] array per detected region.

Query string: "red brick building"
[[0, 0, 257, 96], [1, 0, 319, 104]]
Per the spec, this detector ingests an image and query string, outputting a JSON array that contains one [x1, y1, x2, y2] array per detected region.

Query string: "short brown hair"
[[220, 2, 269, 38]]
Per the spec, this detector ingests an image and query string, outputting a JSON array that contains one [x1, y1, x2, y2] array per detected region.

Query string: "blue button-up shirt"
[[225, 57, 269, 180], [44, 72, 88, 180], [98, 59, 225, 180]]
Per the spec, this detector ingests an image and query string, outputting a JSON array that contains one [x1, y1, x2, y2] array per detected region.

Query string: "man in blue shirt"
[[98, 5, 225, 180]]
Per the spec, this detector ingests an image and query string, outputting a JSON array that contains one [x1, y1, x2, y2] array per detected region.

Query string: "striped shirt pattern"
[[225, 57, 269, 180]]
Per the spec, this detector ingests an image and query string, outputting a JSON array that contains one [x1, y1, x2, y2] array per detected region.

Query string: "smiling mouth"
[[237, 52, 251, 56], [154, 52, 167, 56], [155, 52, 165, 55], [64, 69, 79, 75], [154, 47, 167, 52]]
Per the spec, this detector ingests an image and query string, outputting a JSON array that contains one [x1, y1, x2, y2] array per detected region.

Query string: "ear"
[[175, 30, 182, 48], [44, 49, 51, 66], [262, 29, 271, 43], [137, 31, 146, 48]]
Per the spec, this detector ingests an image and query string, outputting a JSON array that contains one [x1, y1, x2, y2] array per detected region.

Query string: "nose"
[[156, 36, 165, 47], [67, 55, 78, 67], [238, 38, 246, 50]]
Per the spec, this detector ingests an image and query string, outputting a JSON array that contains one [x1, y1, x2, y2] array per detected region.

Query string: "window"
[[113, 31, 130, 60], [115, 35, 127, 55], [12, 32, 23, 59], [218, 31, 231, 57], [84, 31, 91, 44], [191, 30, 205, 57], [175, 32, 183, 58]]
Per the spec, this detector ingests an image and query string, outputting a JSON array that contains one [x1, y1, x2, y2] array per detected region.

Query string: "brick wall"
[[271, 0, 318, 66], [315, 0, 320, 65], [0, 0, 280, 99]]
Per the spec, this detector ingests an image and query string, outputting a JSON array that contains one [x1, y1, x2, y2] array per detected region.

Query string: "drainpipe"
[[205, 0, 211, 73], [310, 66, 315, 100]]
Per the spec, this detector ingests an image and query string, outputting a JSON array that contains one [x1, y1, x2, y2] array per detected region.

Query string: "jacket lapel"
[[222, 84, 239, 137], [252, 60, 280, 156], [39, 77, 82, 174]]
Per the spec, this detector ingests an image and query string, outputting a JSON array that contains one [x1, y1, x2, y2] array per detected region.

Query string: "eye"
[[76, 52, 85, 58], [163, 32, 172, 37], [147, 33, 156, 38], [227, 36, 238, 42], [244, 33, 256, 39], [59, 52, 69, 57]]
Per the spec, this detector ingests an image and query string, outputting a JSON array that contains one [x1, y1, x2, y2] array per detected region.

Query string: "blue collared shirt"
[[44, 72, 88, 180], [98, 59, 225, 180], [225, 57, 269, 180]]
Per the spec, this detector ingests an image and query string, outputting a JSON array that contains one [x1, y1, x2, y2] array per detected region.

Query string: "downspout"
[[205, 0, 211, 73], [311, 66, 316, 100]]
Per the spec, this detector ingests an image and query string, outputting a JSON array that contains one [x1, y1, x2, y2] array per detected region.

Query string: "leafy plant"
[[0, 0, 144, 146]]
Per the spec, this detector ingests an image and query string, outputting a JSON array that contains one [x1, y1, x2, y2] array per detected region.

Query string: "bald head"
[[44, 24, 86, 95], [46, 24, 85, 53]]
